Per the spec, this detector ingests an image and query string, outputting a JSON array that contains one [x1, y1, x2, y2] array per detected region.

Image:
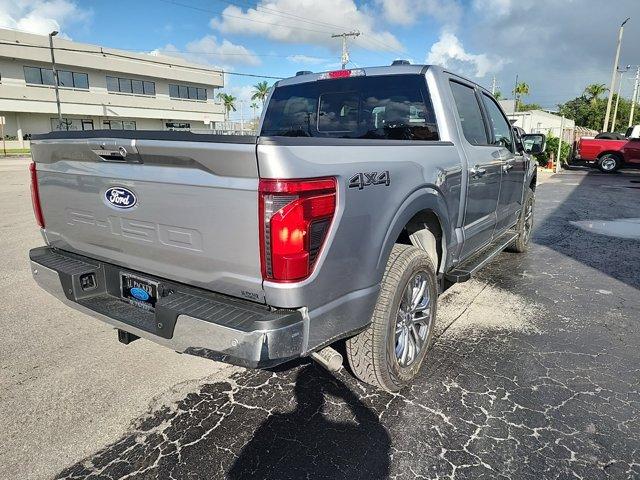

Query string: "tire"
[[346, 244, 437, 392], [595, 132, 625, 140], [508, 187, 535, 253], [597, 153, 622, 173]]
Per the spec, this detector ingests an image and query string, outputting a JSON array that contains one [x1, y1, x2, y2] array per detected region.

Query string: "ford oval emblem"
[[105, 186, 137, 209], [130, 287, 150, 301]]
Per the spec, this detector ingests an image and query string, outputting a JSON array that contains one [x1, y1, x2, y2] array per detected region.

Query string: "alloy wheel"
[[394, 271, 432, 367]]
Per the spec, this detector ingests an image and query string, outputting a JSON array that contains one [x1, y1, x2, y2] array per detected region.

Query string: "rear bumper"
[[29, 246, 305, 368]]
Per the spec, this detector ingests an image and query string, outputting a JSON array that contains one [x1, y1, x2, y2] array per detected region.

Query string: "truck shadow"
[[531, 169, 640, 290], [55, 363, 392, 480], [228, 365, 391, 479]]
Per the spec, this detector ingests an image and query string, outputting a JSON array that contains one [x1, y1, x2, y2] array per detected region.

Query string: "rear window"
[[261, 74, 439, 141]]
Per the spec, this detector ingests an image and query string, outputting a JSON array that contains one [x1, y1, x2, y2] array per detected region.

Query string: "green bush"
[[534, 134, 571, 167]]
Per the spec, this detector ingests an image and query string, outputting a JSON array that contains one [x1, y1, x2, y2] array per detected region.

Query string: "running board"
[[445, 231, 518, 283]]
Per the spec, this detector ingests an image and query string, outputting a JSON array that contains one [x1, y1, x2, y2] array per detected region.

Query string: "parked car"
[[574, 125, 640, 172], [28, 64, 545, 392]]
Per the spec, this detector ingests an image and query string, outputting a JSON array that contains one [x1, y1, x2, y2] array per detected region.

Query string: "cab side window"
[[449, 81, 488, 146], [482, 93, 514, 152]]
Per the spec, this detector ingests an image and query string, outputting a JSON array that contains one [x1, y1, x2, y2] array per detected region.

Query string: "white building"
[[499, 100, 576, 143], [0, 28, 226, 146]]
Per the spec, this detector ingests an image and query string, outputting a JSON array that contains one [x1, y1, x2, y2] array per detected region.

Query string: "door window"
[[450, 81, 488, 146], [482, 94, 514, 152]]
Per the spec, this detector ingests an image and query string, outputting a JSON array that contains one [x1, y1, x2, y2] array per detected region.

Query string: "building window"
[[51, 118, 94, 131], [103, 120, 137, 130], [26, 66, 88, 89], [143, 81, 155, 96], [106, 76, 155, 96], [165, 121, 191, 131], [73, 72, 89, 89], [118, 78, 132, 94], [168, 83, 207, 101]]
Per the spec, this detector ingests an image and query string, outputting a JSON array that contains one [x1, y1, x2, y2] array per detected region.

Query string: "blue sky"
[[1, 0, 639, 121]]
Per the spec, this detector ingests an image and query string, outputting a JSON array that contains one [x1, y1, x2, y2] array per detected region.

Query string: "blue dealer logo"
[[105, 187, 137, 209], [130, 287, 150, 302]]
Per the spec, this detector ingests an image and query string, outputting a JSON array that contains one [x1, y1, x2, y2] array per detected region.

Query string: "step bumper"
[[29, 246, 305, 369]]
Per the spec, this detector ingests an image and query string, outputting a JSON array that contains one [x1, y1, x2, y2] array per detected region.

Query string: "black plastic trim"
[[31, 130, 258, 144], [258, 136, 455, 147], [29, 246, 301, 339]]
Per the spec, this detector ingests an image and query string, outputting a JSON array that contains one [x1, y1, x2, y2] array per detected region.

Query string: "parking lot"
[[1, 157, 639, 479]]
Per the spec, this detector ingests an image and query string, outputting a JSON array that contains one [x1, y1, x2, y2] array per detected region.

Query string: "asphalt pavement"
[[1, 157, 639, 479]]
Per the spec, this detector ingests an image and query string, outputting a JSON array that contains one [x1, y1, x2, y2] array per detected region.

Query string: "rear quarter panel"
[[257, 138, 462, 312], [579, 138, 626, 161]]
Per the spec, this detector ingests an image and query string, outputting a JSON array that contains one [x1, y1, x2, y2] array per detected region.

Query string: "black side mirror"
[[522, 133, 546, 154]]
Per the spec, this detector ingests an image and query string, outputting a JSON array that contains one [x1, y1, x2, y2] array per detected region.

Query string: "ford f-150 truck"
[[28, 65, 545, 391], [575, 125, 640, 172]]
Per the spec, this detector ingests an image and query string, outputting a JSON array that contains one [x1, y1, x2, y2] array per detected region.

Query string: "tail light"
[[29, 162, 45, 228], [259, 177, 336, 282]]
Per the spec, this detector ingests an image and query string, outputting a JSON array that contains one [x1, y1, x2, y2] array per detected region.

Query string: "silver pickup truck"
[[28, 64, 545, 391]]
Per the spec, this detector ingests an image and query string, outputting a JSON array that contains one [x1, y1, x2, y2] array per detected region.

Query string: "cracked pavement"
[[2, 160, 639, 479]]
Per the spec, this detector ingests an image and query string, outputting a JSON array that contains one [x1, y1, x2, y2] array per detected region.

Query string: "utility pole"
[[239, 100, 244, 134], [491, 76, 497, 95], [612, 66, 630, 131], [331, 31, 360, 69], [48, 30, 63, 130], [513, 74, 518, 113], [629, 66, 640, 127], [603, 17, 630, 132]]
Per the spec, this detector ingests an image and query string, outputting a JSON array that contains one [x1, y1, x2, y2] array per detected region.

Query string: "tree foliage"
[[558, 92, 635, 132], [251, 81, 271, 105], [517, 102, 543, 112], [513, 82, 530, 111], [534, 134, 572, 167], [217, 93, 237, 120], [583, 83, 607, 105]]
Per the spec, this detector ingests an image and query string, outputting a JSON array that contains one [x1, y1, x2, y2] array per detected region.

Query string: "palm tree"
[[583, 83, 608, 105], [513, 82, 530, 111], [251, 81, 271, 105], [217, 93, 237, 121], [250, 102, 259, 119]]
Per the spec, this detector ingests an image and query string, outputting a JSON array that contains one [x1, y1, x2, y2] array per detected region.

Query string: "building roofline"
[[0, 27, 222, 75]]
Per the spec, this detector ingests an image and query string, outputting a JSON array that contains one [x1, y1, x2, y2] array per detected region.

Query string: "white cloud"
[[376, 0, 461, 26], [210, 0, 403, 53], [0, 0, 89, 37], [153, 35, 260, 69], [426, 31, 505, 78], [472, 0, 512, 16], [286, 54, 326, 64]]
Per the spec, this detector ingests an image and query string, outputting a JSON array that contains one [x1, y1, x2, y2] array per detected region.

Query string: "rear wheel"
[[508, 187, 535, 253], [598, 153, 622, 173], [346, 244, 437, 392]]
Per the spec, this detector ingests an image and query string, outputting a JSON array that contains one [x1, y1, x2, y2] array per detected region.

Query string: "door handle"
[[470, 165, 487, 178], [503, 159, 515, 172]]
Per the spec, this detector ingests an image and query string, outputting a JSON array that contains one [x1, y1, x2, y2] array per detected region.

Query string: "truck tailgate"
[[31, 133, 264, 302]]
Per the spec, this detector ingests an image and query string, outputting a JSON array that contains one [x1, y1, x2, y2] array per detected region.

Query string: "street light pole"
[[612, 66, 630, 131], [48, 31, 63, 130], [603, 17, 630, 132], [556, 115, 565, 174]]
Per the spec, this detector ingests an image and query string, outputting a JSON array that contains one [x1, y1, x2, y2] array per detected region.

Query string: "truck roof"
[[276, 64, 491, 94]]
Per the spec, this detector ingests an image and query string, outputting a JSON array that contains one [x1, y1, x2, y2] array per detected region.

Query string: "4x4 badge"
[[348, 171, 390, 190]]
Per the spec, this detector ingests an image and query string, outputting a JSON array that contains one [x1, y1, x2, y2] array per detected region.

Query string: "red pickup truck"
[[575, 125, 640, 173]]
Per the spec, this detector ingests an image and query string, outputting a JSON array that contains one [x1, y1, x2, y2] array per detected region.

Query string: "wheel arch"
[[598, 150, 624, 163], [377, 188, 451, 278]]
